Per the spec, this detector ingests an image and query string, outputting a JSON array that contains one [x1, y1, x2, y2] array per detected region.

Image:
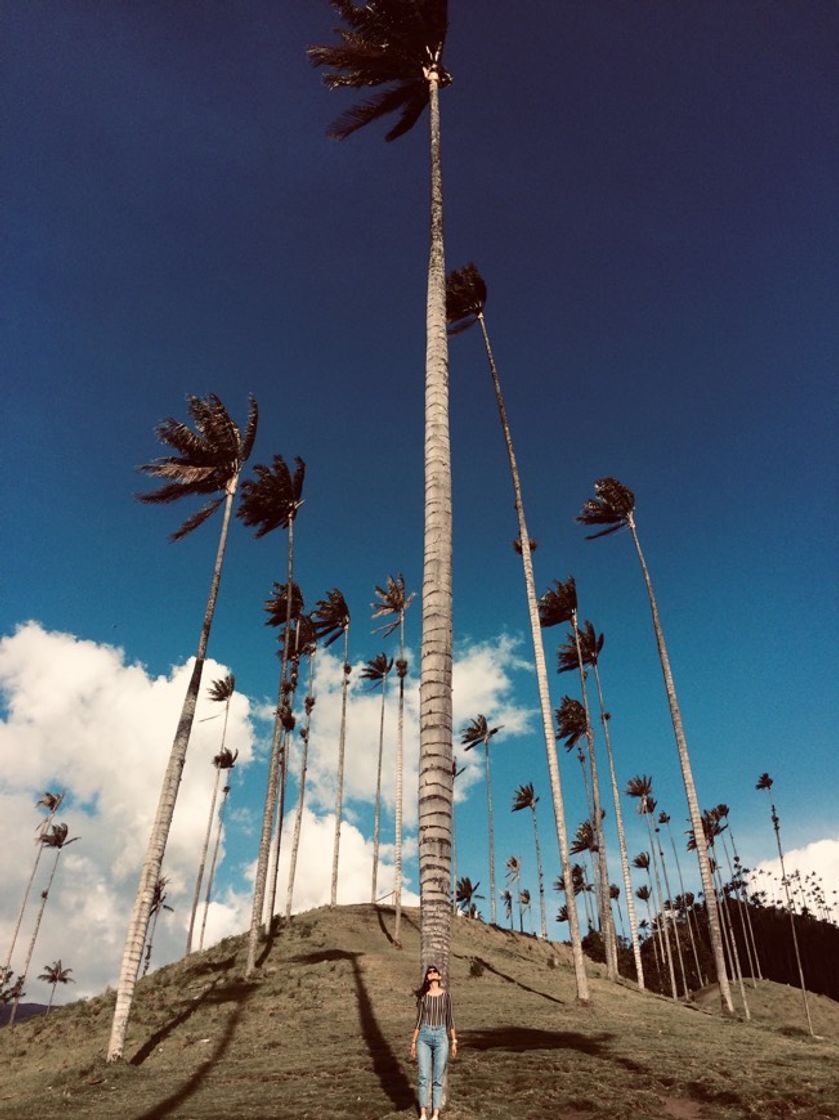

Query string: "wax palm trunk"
[[370, 665, 390, 903], [468, 310, 589, 999], [286, 660, 316, 918], [711, 856, 751, 1019], [394, 624, 408, 944], [529, 804, 548, 939], [569, 621, 618, 979], [109, 485, 237, 1058], [643, 816, 678, 999], [590, 664, 644, 986], [662, 818, 706, 986], [653, 826, 689, 997], [329, 627, 351, 907], [245, 523, 297, 976], [199, 764, 235, 951], [3, 794, 63, 976]]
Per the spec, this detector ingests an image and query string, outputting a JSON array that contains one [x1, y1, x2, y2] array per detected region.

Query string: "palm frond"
[[555, 696, 587, 748], [538, 576, 577, 628], [371, 573, 415, 636], [360, 652, 394, 683], [264, 582, 305, 630], [238, 455, 305, 537], [460, 714, 500, 751], [239, 395, 259, 463], [312, 588, 350, 647], [577, 477, 636, 539], [207, 673, 236, 703], [171, 496, 225, 542], [511, 782, 536, 812]]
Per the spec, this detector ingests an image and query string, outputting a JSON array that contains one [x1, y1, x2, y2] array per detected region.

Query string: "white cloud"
[[0, 622, 534, 1005], [751, 836, 839, 915]]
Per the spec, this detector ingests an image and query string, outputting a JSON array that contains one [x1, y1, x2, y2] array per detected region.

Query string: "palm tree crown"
[[371, 573, 416, 638], [460, 714, 500, 752], [557, 620, 604, 673], [308, 0, 450, 142], [361, 652, 395, 686], [138, 394, 258, 541], [207, 673, 235, 704], [576, 477, 636, 540], [511, 783, 538, 813], [756, 772, 774, 791], [237, 455, 305, 538], [538, 576, 578, 628], [445, 262, 487, 334], [313, 589, 351, 648], [555, 696, 587, 750]]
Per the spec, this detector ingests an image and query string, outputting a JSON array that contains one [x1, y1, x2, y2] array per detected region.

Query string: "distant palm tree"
[[310, 0, 454, 983], [38, 960, 74, 1014], [755, 773, 813, 1035], [238, 454, 305, 978], [3, 791, 63, 978], [142, 876, 173, 978], [361, 653, 395, 904], [553, 687, 617, 977], [109, 392, 257, 1060], [657, 810, 705, 988], [313, 589, 352, 908], [285, 619, 319, 920], [713, 804, 760, 988], [455, 877, 483, 917], [446, 260, 589, 1001], [578, 477, 733, 1015], [372, 574, 416, 945], [635, 887, 661, 978], [501, 888, 514, 930], [512, 783, 547, 939], [519, 889, 532, 934], [11, 823, 79, 1026], [461, 715, 501, 925], [186, 673, 236, 955], [199, 743, 239, 951], [558, 622, 644, 988]]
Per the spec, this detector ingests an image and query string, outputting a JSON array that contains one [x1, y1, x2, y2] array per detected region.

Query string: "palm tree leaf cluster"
[[445, 262, 486, 335], [308, 0, 450, 142], [138, 394, 258, 541], [576, 477, 636, 540], [238, 455, 305, 538]]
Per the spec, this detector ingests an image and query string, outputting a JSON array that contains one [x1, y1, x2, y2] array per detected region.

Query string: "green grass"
[[2, 904, 838, 1119]]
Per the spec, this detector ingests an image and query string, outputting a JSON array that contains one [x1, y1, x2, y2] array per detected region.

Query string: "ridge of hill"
[[2, 904, 838, 1120]]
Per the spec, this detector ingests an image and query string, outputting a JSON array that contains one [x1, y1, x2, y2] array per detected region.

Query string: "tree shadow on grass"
[[129, 980, 256, 1067], [130, 981, 258, 1119], [290, 949, 414, 1111], [459, 955, 566, 1005], [463, 1027, 644, 1073]]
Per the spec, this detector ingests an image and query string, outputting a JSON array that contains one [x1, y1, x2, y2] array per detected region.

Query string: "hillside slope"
[[2, 904, 838, 1120]]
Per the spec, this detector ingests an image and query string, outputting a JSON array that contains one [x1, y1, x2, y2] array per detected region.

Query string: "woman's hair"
[[414, 963, 441, 1001]]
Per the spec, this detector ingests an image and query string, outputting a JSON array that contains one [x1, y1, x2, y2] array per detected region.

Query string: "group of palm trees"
[[86, 0, 826, 1060]]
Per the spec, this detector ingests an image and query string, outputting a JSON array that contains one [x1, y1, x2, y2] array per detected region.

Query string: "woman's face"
[[425, 967, 440, 984]]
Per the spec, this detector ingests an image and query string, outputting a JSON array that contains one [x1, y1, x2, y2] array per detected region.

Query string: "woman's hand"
[[450, 1039, 458, 1059], [409, 1041, 417, 1062]]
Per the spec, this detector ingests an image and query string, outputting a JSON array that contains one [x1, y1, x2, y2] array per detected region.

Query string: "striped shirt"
[[415, 991, 455, 1031]]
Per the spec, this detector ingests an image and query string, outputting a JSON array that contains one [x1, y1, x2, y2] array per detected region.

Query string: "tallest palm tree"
[[108, 393, 257, 1061], [577, 477, 734, 1014], [310, 0, 454, 980]]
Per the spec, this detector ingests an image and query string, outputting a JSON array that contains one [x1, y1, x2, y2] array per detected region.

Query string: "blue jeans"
[[416, 1024, 448, 1111]]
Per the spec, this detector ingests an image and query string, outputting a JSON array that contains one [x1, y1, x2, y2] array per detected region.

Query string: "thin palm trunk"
[[394, 628, 406, 945], [644, 815, 678, 999], [769, 800, 814, 1035], [187, 692, 232, 955], [3, 805, 60, 976], [571, 618, 618, 979], [9, 847, 63, 1027], [475, 317, 589, 1001], [654, 830, 689, 997], [199, 771, 233, 951], [286, 655, 316, 919], [245, 516, 296, 977], [626, 515, 733, 1015], [722, 827, 762, 982], [142, 907, 161, 978], [418, 73, 454, 981], [371, 670, 389, 903], [108, 482, 237, 1061], [719, 833, 757, 988], [530, 804, 548, 939], [712, 859, 750, 1020], [483, 744, 497, 925], [330, 627, 351, 907], [591, 663, 644, 987], [664, 820, 706, 986]]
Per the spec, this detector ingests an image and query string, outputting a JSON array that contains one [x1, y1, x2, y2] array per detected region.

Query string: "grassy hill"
[[2, 904, 838, 1119]]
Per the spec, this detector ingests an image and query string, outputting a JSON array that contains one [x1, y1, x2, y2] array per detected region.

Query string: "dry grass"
[[2, 903, 838, 1119]]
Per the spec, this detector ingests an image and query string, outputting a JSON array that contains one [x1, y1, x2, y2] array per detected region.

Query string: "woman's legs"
[[416, 1028, 432, 1115], [430, 1028, 449, 1113], [417, 1026, 448, 1115]]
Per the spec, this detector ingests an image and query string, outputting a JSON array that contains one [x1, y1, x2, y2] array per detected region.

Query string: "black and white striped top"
[[415, 991, 455, 1031]]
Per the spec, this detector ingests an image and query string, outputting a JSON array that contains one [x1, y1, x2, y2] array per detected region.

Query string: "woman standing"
[[410, 964, 458, 1120]]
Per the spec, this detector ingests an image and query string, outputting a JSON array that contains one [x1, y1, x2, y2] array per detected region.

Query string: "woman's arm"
[[447, 993, 458, 1055], [409, 997, 423, 1056]]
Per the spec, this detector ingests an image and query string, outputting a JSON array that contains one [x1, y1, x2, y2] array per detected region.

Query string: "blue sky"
[[2, 1, 838, 999]]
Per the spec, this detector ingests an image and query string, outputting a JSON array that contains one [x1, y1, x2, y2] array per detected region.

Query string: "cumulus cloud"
[[0, 622, 534, 1005], [751, 837, 839, 915]]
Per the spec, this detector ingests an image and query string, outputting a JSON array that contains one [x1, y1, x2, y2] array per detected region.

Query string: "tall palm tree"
[[142, 876, 173, 978], [511, 783, 547, 939], [626, 779, 678, 999], [445, 260, 589, 996], [186, 673, 236, 955], [558, 623, 645, 988], [755, 773, 813, 1035], [657, 809, 705, 987], [635, 885, 662, 979], [313, 589, 352, 908], [285, 629, 318, 920], [361, 652, 395, 903], [199, 744, 239, 951], [553, 689, 617, 977], [238, 454, 304, 978], [310, 0, 455, 982], [460, 715, 501, 925], [38, 960, 74, 1014], [714, 804, 762, 982], [372, 573, 416, 946], [10, 823, 79, 1026], [108, 392, 257, 1060], [501, 888, 514, 930], [449, 759, 466, 917], [577, 477, 734, 1015], [519, 889, 532, 934], [3, 791, 63, 978]]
